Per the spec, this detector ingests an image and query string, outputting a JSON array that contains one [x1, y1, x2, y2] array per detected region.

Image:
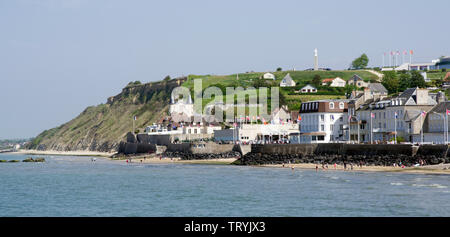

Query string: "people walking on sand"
[[334, 163, 337, 170], [315, 164, 318, 172], [343, 162, 347, 170], [350, 163, 353, 170]]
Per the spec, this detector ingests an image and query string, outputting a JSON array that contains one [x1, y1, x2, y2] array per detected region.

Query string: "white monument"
[[314, 48, 319, 71]]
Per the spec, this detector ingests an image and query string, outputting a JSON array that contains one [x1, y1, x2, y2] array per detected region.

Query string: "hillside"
[[27, 78, 186, 152], [28, 70, 376, 152]]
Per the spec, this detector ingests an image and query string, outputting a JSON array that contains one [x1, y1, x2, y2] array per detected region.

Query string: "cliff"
[[27, 78, 186, 152]]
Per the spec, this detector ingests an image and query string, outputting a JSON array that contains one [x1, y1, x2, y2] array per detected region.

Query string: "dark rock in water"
[[22, 157, 46, 162], [0, 160, 7, 162], [8, 160, 20, 163]]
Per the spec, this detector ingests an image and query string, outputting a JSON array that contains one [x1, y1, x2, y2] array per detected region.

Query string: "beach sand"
[[10, 149, 450, 174], [262, 163, 450, 175], [112, 155, 238, 165]]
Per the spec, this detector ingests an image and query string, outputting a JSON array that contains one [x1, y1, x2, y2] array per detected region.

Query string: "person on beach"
[[315, 165, 318, 172], [350, 163, 353, 170], [343, 162, 347, 170], [334, 163, 337, 170]]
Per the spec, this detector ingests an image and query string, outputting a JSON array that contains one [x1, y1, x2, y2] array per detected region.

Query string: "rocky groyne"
[[233, 153, 449, 166], [233, 144, 450, 166], [163, 151, 241, 160]]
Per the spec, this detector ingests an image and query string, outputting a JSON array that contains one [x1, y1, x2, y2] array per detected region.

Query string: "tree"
[[276, 67, 282, 72], [351, 54, 369, 69], [163, 75, 171, 81], [381, 71, 399, 94], [410, 71, 426, 88], [398, 73, 412, 91], [311, 74, 321, 87]]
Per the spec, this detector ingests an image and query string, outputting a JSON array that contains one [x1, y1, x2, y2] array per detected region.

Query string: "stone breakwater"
[[232, 144, 450, 166], [233, 153, 449, 166], [162, 151, 241, 160]]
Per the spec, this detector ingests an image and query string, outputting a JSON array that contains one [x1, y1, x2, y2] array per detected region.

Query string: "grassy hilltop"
[[27, 70, 377, 152]]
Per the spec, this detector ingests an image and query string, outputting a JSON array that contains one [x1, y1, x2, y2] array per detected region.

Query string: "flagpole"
[[446, 109, 448, 144], [394, 113, 397, 144], [357, 117, 360, 144], [348, 115, 351, 143], [370, 111, 373, 144], [421, 115, 423, 145]]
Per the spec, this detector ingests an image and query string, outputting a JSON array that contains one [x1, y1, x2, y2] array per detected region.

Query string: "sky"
[[1, 0, 449, 139]]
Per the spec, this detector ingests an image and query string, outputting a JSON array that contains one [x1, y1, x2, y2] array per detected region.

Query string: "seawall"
[[234, 144, 450, 166]]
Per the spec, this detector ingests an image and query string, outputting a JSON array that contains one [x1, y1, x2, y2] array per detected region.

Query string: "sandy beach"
[[13, 149, 115, 157], [262, 163, 450, 175], [8, 149, 450, 174], [111, 155, 238, 165]]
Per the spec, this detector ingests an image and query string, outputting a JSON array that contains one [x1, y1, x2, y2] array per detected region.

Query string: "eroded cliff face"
[[27, 78, 186, 152]]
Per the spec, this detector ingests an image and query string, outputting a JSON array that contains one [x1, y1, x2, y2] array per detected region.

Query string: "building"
[[169, 92, 194, 120], [214, 123, 299, 144], [422, 102, 450, 144], [298, 84, 317, 93], [347, 74, 369, 88], [352, 88, 438, 143], [367, 83, 388, 96], [280, 73, 296, 87], [298, 100, 350, 143], [321, 77, 346, 87], [270, 105, 291, 124], [263, 72, 275, 80], [435, 56, 450, 70]]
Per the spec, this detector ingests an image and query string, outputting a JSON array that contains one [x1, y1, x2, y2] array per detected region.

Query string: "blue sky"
[[1, 0, 449, 139]]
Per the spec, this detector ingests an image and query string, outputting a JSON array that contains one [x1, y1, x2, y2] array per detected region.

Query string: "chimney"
[[416, 88, 429, 105], [363, 87, 372, 101]]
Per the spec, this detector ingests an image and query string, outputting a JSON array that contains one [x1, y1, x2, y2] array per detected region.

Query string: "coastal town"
[[133, 52, 450, 148]]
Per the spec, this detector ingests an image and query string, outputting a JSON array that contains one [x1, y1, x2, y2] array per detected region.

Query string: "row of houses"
[[145, 80, 449, 145], [298, 85, 449, 144]]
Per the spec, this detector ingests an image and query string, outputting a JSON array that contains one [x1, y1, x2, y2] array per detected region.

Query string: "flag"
[[396, 51, 400, 55], [421, 111, 427, 117], [394, 111, 398, 118], [410, 50, 414, 55], [297, 115, 302, 122], [447, 109, 450, 116], [403, 50, 407, 55], [371, 112, 375, 118], [348, 115, 352, 122]]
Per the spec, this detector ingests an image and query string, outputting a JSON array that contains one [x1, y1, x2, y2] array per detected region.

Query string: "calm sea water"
[[0, 153, 449, 217]]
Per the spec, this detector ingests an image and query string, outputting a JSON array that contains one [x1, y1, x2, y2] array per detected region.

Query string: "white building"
[[263, 72, 275, 80], [169, 92, 194, 119], [280, 73, 296, 87], [298, 84, 317, 93], [298, 100, 349, 143], [321, 77, 346, 87], [214, 123, 299, 143]]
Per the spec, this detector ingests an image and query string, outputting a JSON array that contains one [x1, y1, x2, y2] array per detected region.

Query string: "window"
[[320, 115, 325, 122], [330, 124, 334, 131], [339, 116, 343, 122], [320, 125, 325, 131], [339, 102, 345, 109], [329, 102, 335, 109]]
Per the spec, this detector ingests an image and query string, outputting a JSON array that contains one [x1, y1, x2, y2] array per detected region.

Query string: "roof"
[[301, 84, 316, 89], [350, 74, 364, 81], [428, 101, 450, 114], [368, 83, 388, 93], [444, 72, 450, 81], [281, 73, 294, 84], [322, 78, 335, 83]]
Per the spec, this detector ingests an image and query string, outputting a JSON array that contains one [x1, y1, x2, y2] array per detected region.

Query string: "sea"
[[0, 153, 449, 217]]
